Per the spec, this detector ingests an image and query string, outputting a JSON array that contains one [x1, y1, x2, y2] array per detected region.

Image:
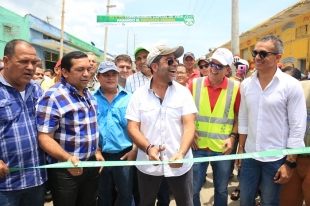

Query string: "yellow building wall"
[[239, 11, 310, 72]]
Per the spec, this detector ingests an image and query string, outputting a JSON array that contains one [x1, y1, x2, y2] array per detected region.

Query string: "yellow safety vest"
[[192, 77, 239, 152]]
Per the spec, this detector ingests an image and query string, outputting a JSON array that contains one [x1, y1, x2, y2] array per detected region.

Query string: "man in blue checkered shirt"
[[0, 39, 47, 205], [36, 51, 104, 206]]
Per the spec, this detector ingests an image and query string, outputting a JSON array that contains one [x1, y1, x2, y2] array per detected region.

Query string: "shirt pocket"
[[139, 103, 158, 124], [0, 99, 20, 122], [166, 102, 183, 123]]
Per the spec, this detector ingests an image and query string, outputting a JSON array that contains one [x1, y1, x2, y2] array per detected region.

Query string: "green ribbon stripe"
[[9, 147, 310, 172]]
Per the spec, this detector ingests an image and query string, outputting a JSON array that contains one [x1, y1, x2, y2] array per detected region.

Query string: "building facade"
[[207, 0, 310, 72]]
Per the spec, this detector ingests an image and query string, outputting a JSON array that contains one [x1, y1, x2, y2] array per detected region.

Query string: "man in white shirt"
[[236, 34, 306, 206], [126, 45, 197, 206]]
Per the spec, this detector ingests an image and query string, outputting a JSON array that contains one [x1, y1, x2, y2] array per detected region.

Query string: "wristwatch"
[[284, 160, 297, 169]]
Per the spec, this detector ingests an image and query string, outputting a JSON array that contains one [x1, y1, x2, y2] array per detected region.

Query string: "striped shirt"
[[36, 78, 99, 163], [125, 71, 151, 93], [0, 77, 47, 191]]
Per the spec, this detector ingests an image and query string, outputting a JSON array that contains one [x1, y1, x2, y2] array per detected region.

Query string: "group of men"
[[0, 34, 309, 206]]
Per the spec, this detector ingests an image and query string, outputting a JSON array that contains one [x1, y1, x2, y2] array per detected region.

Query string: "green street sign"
[[97, 15, 195, 26]]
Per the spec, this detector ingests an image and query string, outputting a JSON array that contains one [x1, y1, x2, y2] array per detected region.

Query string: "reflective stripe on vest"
[[193, 77, 238, 152]]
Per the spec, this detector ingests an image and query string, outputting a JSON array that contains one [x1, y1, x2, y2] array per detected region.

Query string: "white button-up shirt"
[[125, 81, 197, 176], [238, 69, 306, 162]]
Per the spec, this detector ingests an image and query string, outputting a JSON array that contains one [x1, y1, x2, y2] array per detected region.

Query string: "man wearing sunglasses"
[[190, 48, 240, 206], [126, 45, 197, 206], [183, 52, 201, 84], [236, 34, 306, 206]]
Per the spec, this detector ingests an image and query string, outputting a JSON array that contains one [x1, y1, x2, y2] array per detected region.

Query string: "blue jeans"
[[193, 149, 231, 206], [0, 184, 45, 206], [239, 157, 286, 206], [97, 148, 134, 206]]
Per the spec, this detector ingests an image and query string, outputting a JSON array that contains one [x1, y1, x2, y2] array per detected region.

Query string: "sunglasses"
[[199, 64, 209, 69], [251, 50, 278, 59], [166, 58, 176, 66], [209, 62, 226, 70]]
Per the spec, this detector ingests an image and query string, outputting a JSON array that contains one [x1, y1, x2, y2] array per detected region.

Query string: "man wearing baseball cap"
[[183, 52, 201, 84], [125, 47, 152, 93], [189, 48, 241, 206], [126, 45, 197, 205], [94, 61, 135, 205]]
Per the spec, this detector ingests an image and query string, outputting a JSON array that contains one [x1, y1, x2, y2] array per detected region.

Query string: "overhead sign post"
[[97, 15, 195, 26]]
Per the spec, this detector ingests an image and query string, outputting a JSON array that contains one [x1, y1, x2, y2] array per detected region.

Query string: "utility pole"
[[103, 0, 116, 61], [59, 0, 65, 58], [231, 0, 239, 75], [133, 34, 137, 51], [126, 30, 129, 55]]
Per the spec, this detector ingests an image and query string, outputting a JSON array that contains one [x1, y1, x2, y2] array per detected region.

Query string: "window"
[[3, 25, 12, 36], [44, 51, 59, 62], [296, 25, 308, 38]]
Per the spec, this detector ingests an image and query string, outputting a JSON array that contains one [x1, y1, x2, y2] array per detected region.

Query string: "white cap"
[[234, 59, 249, 68], [210, 48, 233, 66]]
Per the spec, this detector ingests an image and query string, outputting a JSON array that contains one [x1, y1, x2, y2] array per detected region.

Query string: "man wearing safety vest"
[[189, 48, 241, 206]]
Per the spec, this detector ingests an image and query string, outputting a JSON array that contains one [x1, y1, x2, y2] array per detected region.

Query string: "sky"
[[0, 0, 300, 61]]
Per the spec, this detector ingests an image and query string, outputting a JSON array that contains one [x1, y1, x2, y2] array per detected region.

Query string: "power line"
[[182, 0, 216, 47], [180, 0, 199, 47]]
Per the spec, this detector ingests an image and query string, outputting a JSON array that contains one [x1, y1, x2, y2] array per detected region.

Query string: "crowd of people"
[[0, 34, 309, 206]]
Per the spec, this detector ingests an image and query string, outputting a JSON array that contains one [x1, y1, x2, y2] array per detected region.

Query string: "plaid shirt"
[[0, 77, 47, 191], [125, 71, 151, 93], [36, 78, 99, 163]]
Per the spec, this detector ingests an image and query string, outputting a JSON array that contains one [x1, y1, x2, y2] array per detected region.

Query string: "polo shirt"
[[125, 80, 197, 177], [189, 76, 241, 113], [187, 69, 201, 85]]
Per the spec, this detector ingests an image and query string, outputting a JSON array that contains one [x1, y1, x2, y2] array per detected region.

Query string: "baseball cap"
[[183, 52, 195, 60], [197, 55, 209, 65], [97, 61, 119, 74], [234, 59, 249, 68], [146, 45, 184, 67], [134, 47, 149, 58], [210, 48, 234, 66]]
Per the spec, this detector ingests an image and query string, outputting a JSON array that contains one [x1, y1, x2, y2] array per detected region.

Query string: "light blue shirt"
[[94, 85, 132, 153]]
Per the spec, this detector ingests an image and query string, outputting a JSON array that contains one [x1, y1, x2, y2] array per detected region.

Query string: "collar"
[[148, 77, 173, 91], [252, 67, 281, 80], [61, 77, 88, 97], [205, 76, 228, 89], [190, 69, 200, 76], [94, 84, 129, 96], [139, 71, 152, 79], [0, 75, 34, 91]]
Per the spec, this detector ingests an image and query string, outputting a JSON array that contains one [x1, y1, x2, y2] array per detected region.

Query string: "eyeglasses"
[[166, 58, 176, 66], [209, 62, 226, 70], [199, 64, 209, 69], [251, 50, 278, 59]]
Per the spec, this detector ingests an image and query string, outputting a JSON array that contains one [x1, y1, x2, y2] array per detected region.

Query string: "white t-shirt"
[[125, 80, 197, 177]]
